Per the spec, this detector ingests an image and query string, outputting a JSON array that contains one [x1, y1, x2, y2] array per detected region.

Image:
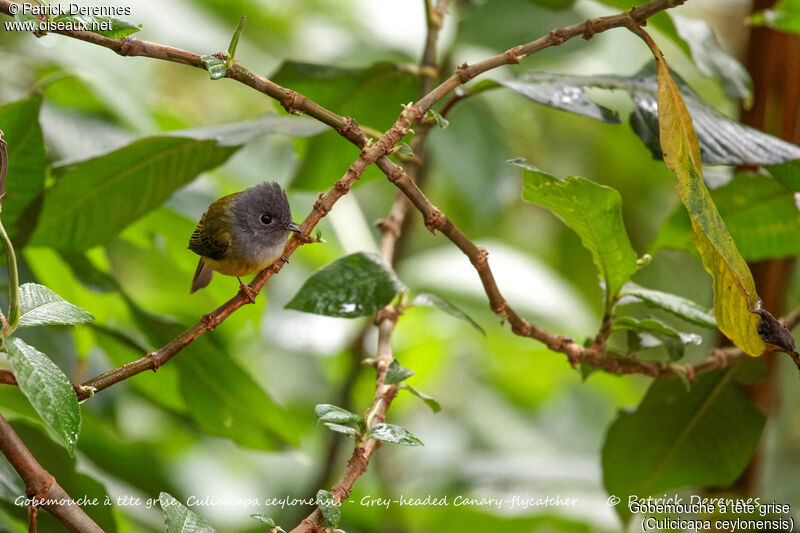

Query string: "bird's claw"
[[237, 278, 257, 304]]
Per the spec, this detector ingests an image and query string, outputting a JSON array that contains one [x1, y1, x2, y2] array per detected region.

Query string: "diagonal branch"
[[0, 412, 103, 532], [0, 0, 740, 400], [292, 3, 450, 530]]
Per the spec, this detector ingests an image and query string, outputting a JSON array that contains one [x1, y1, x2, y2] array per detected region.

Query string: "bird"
[[188, 182, 301, 301]]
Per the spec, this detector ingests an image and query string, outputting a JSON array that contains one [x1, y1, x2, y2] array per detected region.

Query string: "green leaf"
[[175, 114, 327, 145], [618, 283, 716, 328], [654, 58, 765, 356], [13, 11, 38, 25], [428, 98, 515, 219], [0, 454, 25, 503], [286, 252, 406, 318], [5, 338, 81, 456], [496, 75, 621, 123], [226, 16, 247, 67], [314, 404, 362, 425], [513, 159, 637, 311], [0, 96, 46, 244], [497, 65, 800, 166], [653, 173, 800, 262], [323, 423, 358, 438], [160, 492, 216, 533], [384, 358, 415, 385], [406, 384, 442, 413], [670, 14, 752, 102], [271, 61, 417, 190], [767, 159, 800, 191], [367, 422, 423, 446], [612, 316, 701, 360], [123, 298, 297, 449], [30, 137, 234, 250], [429, 109, 449, 129], [17, 283, 94, 327], [602, 369, 765, 522], [29, 114, 318, 252], [200, 55, 227, 79], [177, 345, 299, 449], [316, 489, 341, 528], [250, 514, 285, 532], [410, 293, 485, 334], [396, 142, 415, 157], [751, 0, 800, 34], [52, 14, 141, 38]]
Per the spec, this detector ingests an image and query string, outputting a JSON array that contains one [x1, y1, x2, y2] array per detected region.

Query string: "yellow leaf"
[[655, 58, 765, 356]]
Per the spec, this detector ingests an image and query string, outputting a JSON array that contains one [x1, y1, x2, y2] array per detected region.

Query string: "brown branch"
[[291, 312, 400, 533], [0, 413, 103, 532], [292, 4, 450, 530], [0, 0, 717, 398]]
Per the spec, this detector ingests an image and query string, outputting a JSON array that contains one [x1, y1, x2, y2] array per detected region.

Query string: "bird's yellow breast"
[[200, 239, 287, 277]]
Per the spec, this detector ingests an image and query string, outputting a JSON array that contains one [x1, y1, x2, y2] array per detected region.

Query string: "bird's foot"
[[237, 278, 258, 304]]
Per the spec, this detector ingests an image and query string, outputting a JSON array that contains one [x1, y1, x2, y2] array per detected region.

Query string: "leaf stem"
[[0, 132, 15, 336], [0, 219, 18, 335]]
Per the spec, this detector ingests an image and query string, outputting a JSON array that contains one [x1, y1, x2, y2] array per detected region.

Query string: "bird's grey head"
[[232, 182, 300, 251]]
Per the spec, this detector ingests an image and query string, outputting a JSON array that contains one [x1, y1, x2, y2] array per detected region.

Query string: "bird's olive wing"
[[189, 211, 231, 260]]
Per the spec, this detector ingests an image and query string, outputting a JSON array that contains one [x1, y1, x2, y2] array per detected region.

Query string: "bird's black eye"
[[260, 214, 273, 225]]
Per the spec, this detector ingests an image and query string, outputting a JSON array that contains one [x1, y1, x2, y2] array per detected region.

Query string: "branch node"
[[27, 472, 55, 500], [549, 28, 568, 45], [313, 194, 330, 216], [386, 164, 405, 184], [146, 352, 161, 372], [474, 247, 489, 269], [202, 313, 218, 331], [334, 179, 351, 193], [456, 62, 472, 83], [424, 207, 446, 234], [337, 116, 358, 137], [505, 46, 523, 64], [117, 37, 133, 56], [374, 307, 400, 326], [281, 90, 304, 115], [583, 18, 599, 40], [492, 300, 508, 318], [511, 318, 534, 337], [376, 218, 401, 238]]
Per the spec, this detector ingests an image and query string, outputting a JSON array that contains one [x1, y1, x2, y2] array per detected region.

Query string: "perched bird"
[[188, 182, 301, 300]]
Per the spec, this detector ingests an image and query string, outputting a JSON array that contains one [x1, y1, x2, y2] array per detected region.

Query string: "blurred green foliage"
[[0, 0, 799, 532]]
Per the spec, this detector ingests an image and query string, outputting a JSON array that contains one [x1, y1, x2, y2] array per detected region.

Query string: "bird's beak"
[[287, 222, 302, 234]]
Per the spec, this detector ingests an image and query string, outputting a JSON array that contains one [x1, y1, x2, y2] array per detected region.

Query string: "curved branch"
[[0, 413, 103, 532], [0, 0, 717, 399]]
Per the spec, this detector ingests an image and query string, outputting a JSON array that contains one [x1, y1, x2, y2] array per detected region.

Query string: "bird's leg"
[[237, 277, 257, 304]]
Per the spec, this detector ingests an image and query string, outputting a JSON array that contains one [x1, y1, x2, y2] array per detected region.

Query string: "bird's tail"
[[190, 259, 214, 293]]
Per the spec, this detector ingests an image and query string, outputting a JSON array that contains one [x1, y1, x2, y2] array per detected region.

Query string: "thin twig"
[[0, 0, 730, 397], [0, 219, 20, 334], [0, 129, 7, 204], [0, 413, 103, 532], [0, 131, 8, 332], [292, 4, 450, 530], [291, 313, 400, 533]]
